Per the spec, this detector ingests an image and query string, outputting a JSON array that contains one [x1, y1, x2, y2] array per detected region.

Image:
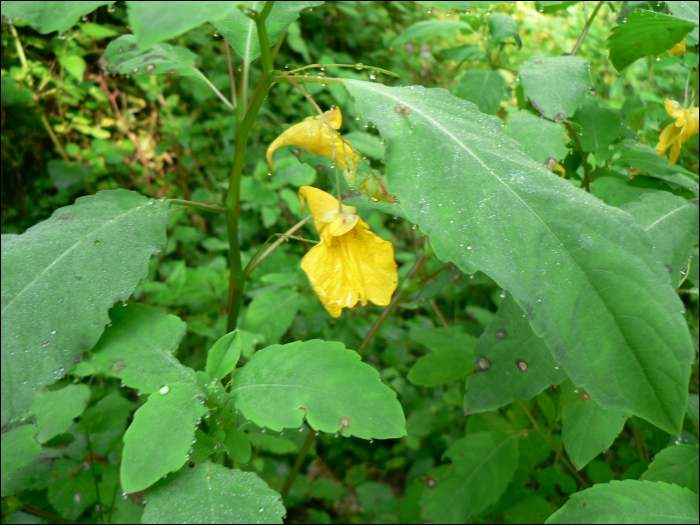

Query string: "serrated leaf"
[[214, 1, 323, 64], [231, 340, 405, 439], [344, 80, 693, 435], [243, 287, 300, 344], [1, 190, 168, 426], [488, 13, 519, 44], [99, 34, 200, 78], [621, 193, 699, 288], [92, 304, 192, 394], [224, 426, 252, 463], [465, 296, 566, 413], [121, 383, 206, 493], [520, 55, 591, 121], [0, 1, 111, 34], [571, 97, 621, 160], [561, 379, 628, 471], [608, 9, 697, 71], [421, 432, 520, 523], [1, 425, 40, 496], [454, 69, 506, 115], [545, 479, 699, 524], [392, 20, 473, 46], [640, 445, 699, 493], [33, 384, 91, 442], [506, 110, 569, 164], [141, 460, 285, 524], [206, 330, 241, 379]]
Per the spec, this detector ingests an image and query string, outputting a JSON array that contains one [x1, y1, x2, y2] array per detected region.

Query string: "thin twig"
[[85, 431, 105, 524], [281, 430, 316, 500], [571, 2, 605, 56], [224, 39, 238, 110], [358, 255, 427, 356], [563, 121, 591, 192], [245, 215, 313, 274]]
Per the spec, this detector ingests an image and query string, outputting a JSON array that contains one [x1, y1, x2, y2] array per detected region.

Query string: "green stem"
[[255, 2, 275, 74], [564, 122, 591, 192], [273, 75, 345, 87], [286, 63, 400, 78], [84, 431, 104, 524], [245, 215, 313, 275], [571, 1, 604, 56], [168, 199, 226, 213], [357, 254, 426, 356], [281, 430, 316, 500]]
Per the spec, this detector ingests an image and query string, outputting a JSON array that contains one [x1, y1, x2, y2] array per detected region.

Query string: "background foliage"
[[1, 1, 698, 524]]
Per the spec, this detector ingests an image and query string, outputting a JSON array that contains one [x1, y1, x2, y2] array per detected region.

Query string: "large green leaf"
[[1, 190, 168, 426], [1, 425, 40, 497], [667, 1, 699, 40], [92, 303, 192, 394], [121, 383, 207, 493], [344, 80, 693, 435], [33, 384, 91, 443], [621, 193, 699, 288], [571, 97, 621, 161], [454, 70, 506, 115], [231, 340, 405, 439], [519, 55, 591, 121], [561, 379, 628, 471], [0, 1, 110, 34], [506, 110, 569, 164], [99, 34, 201, 78], [420, 432, 520, 523], [205, 330, 241, 380], [545, 480, 699, 524], [640, 445, 699, 494], [141, 461, 285, 524], [465, 296, 565, 413], [407, 326, 476, 386], [616, 142, 698, 196], [392, 20, 473, 46], [214, 1, 323, 64], [608, 9, 697, 71]]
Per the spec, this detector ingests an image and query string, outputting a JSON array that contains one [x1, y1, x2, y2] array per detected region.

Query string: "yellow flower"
[[299, 186, 398, 318], [266, 107, 359, 175], [655, 98, 699, 166], [667, 38, 687, 55]]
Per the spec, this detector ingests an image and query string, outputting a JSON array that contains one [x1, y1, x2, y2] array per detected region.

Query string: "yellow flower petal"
[[266, 107, 359, 174], [657, 100, 699, 166], [298, 186, 398, 318], [667, 38, 687, 55]]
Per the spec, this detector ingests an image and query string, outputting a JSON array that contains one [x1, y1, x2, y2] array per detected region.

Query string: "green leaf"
[[621, 193, 699, 288], [589, 174, 660, 208], [344, 80, 693, 435], [688, 394, 699, 422], [59, 54, 87, 82], [0, 1, 111, 34], [206, 330, 242, 379], [616, 142, 698, 196], [441, 44, 487, 62], [1, 190, 168, 426], [608, 9, 697, 72], [141, 460, 285, 524], [121, 383, 206, 493], [78, 392, 136, 433], [421, 432, 520, 523], [640, 445, 699, 493], [79, 22, 119, 39], [47, 159, 89, 190], [48, 469, 97, 520], [407, 326, 476, 386], [545, 480, 699, 524], [535, 1, 579, 13], [454, 70, 506, 115], [571, 97, 621, 161], [248, 432, 298, 454], [560, 379, 628, 471], [392, 20, 473, 46], [92, 304, 192, 394], [519, 55, 592, 121], [506, 110, 569, 164], [356, 481, 400, 516], [127, 2, 236, 49], [224, 426, 252, 463], [465, 296, 566, 413], [343, 131, 385, 160], [243, 287, 300, 344], [214, 1, 323, 64], [414, 1, 509, 9], [99, 34, 200, 78], [667, 1, 699, 40], [1, 425, 40, 497], [33, 384, 91, 443], [231, 340, 406, 439], [488, 13, 519, 45]]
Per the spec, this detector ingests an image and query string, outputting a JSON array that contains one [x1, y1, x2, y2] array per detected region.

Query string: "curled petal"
[[299, 186, 359, 236], [301, 219, 398, 318], [266, 107, 359, 174], [656, 122, 682, 159], [664, 99, 685, 120], [667, 38, 687, 55]]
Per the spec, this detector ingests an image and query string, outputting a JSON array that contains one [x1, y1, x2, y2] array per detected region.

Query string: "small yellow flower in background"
[[266, 107, 360, 174], [299, 186, 398, 318], [667, 38, 687, 55], [656, 98, 699, 166]]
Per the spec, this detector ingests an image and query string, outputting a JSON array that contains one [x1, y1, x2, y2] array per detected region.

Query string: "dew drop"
[[354, 63, 364, 70]]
